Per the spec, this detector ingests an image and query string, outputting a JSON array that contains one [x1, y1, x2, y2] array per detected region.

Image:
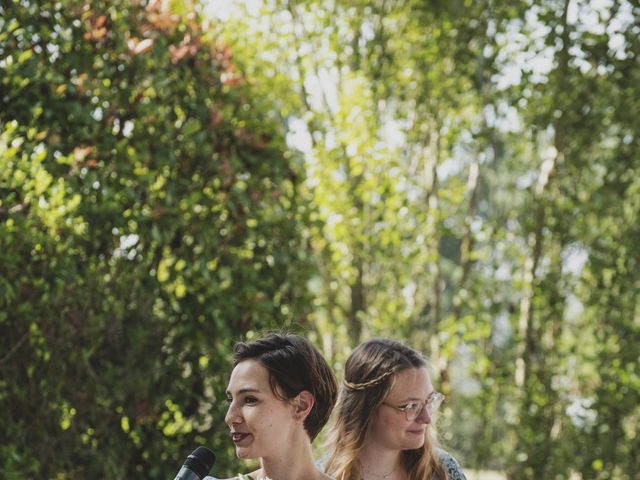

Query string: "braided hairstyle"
[[324, 339, 447, 480]]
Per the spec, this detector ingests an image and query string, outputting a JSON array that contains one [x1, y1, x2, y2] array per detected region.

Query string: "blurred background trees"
[[1, 0, 638, 479], [1, 0, 314, 477]]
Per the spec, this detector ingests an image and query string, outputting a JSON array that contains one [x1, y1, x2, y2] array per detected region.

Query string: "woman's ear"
[[292, 390, 315, 420]]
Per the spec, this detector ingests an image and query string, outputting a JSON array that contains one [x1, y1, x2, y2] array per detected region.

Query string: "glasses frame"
[[382, 391, 445, 421]]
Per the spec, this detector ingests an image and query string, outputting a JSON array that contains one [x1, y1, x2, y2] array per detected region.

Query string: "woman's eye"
[[226, 397, 233, 404], [404, 402, 419, 410], [244, 396, 258, 405]]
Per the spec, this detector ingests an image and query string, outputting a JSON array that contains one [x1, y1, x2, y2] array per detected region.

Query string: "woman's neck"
[[258, 436, 323, 480], [358, 445, 403, 480]]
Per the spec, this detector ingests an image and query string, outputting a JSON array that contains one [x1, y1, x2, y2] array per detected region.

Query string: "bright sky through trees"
[[2, 0, 638, 478]]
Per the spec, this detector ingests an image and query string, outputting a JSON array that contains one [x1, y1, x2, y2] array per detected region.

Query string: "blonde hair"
[[324, 339, 447, 480]]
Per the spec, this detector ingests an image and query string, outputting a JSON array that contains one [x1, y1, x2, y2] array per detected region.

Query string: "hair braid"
[[342, 369, 394, 391]]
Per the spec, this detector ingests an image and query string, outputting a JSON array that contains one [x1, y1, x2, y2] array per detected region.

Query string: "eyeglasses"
[[382, 391, 445, 421]]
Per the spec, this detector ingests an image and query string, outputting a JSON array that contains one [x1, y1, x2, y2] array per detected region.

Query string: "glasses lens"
[[427, 392, 444, 414], [401, 393, 445, 421], [406, 403, 422, 421], [406, 393, 445, 420]]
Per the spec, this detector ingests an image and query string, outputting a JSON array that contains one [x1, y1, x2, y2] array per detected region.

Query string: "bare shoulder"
[[211, 476, 253, 480], [205, 475, 254, 480]]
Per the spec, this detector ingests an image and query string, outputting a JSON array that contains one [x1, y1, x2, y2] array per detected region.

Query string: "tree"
[[209, 1, 640, 479], [0, 0, 313, 477]]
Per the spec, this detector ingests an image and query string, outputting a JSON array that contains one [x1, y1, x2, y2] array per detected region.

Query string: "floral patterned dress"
[[438, 450, 468, 480]]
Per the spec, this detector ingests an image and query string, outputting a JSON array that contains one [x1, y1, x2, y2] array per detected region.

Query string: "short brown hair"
[[233, 333, 337, 441]]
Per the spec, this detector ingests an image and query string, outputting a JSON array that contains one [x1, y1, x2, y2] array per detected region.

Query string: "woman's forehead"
[[386, 367, 432, 401], [227, 359, 270, 392]]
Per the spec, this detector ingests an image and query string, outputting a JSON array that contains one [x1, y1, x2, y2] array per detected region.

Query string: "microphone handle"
[[174, 465, 205, 480]]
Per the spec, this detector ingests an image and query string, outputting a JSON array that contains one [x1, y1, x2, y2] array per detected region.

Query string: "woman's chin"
[[402, 437, 426, 450], [235, 448, 250, 459], [235, 448, 258, 460]]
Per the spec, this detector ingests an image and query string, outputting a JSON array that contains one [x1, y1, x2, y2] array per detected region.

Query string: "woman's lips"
[[407, 429, 426, 436], [231, 432, 251, 444]]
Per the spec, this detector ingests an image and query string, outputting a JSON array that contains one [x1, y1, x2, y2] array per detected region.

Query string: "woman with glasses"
[[324, 338, 467, 480]]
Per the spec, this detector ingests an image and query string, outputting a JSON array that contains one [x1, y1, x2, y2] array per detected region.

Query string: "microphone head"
[[184, 446, 215, 478]]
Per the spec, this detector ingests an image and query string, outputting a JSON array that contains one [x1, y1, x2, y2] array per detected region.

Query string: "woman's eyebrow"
[[226, 387, 261, 396], [397, 391, 436, 402]]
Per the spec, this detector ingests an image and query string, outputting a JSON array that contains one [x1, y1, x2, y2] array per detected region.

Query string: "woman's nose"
[[225, 402, 242, 426], [415, 404, 432, 424]]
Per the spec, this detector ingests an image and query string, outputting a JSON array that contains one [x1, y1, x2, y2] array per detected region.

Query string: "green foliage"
[[2, 0, 639, 478], [0, 0, 313, 478], [212, 1, 639, 479]]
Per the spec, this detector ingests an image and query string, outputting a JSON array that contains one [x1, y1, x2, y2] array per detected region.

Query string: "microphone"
[[174, 446, 216, 480]]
